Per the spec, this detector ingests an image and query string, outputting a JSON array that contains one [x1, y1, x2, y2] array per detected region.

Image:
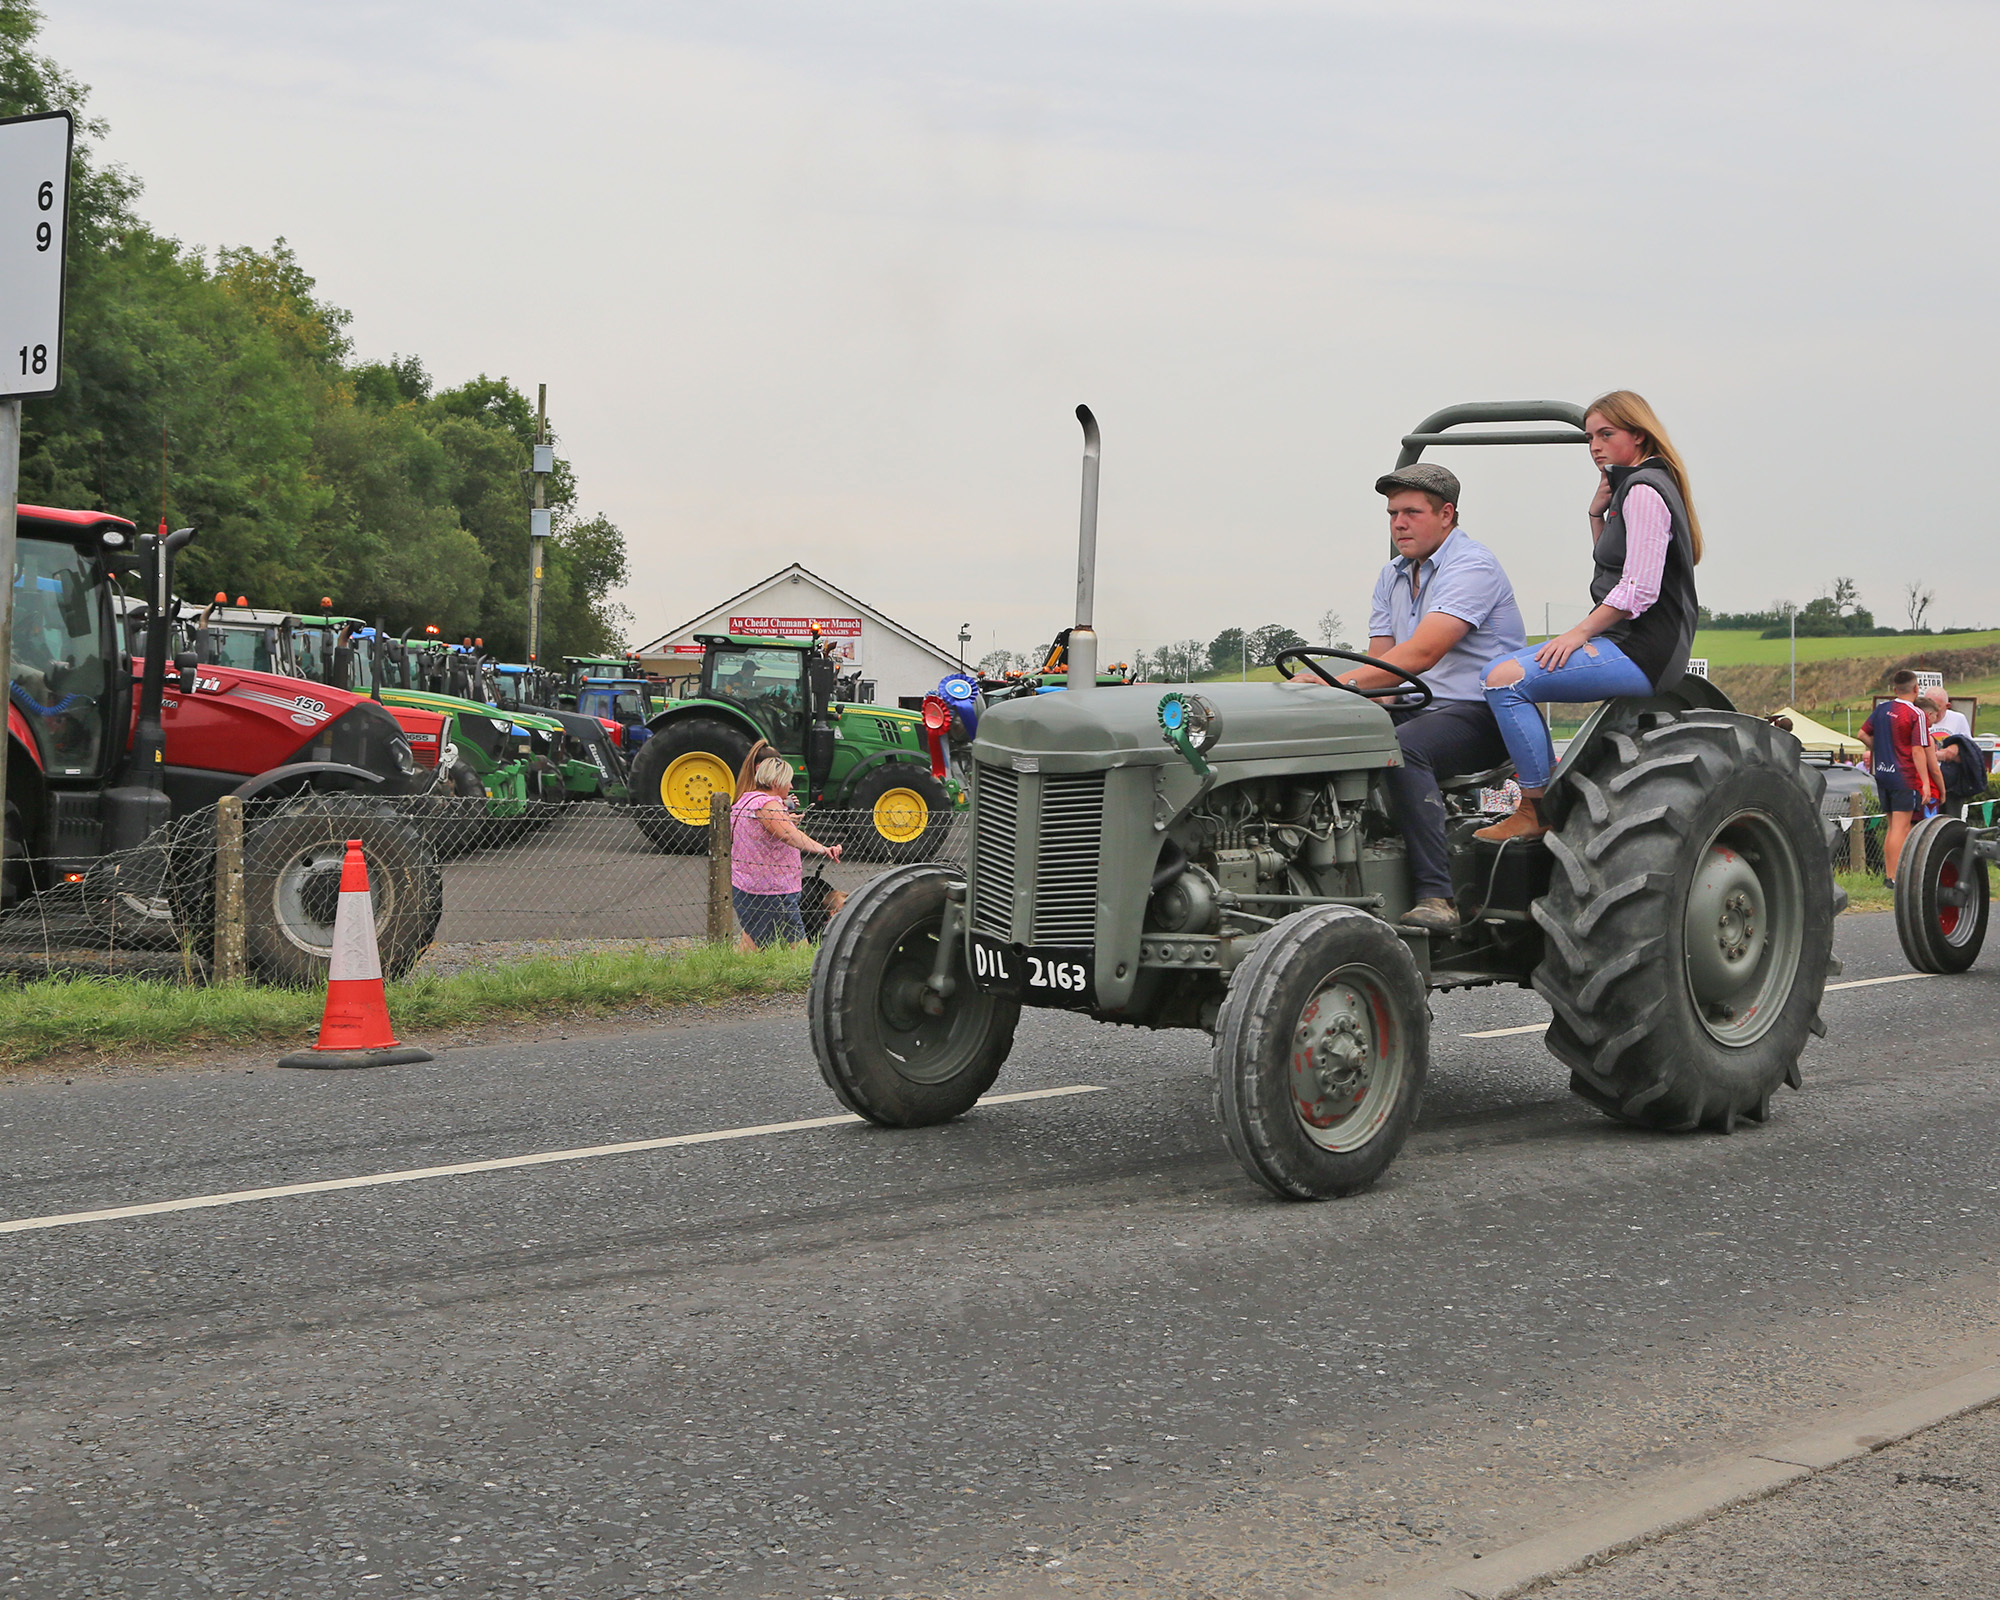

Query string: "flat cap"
[[1375, 462, 1460, 504]]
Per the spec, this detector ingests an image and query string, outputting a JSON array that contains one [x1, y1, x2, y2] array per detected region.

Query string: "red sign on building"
[[728, 615, 863, 638]]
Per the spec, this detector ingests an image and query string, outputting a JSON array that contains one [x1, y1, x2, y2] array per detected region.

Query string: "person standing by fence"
[[729, 745, 843, 947]]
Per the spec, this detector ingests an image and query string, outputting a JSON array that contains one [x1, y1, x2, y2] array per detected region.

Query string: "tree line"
[[1, 1, 628, 662], [980, 611, 1347, 681], [1701, 577, 1980, 640]]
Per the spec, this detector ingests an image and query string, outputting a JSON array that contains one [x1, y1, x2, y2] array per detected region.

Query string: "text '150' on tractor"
[[809, 404, 1842, 1200], [623, 633, 965, 862], [7, 509, 446, 985]]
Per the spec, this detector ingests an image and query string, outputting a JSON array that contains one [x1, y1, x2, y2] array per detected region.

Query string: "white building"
[[631, 563, 964, 706]]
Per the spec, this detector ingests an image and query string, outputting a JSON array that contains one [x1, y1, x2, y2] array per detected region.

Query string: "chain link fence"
[[0, 796, 969, 987]]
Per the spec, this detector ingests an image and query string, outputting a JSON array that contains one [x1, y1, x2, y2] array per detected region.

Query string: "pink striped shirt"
[[730, 791, 803, 894], [1603, 483, 1670, 618]]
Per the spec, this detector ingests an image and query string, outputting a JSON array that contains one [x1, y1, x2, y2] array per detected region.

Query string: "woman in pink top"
[[730, 747, 843, 947]]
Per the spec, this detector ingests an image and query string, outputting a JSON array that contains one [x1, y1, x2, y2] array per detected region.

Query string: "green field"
[[1187, 629, 2000, 685], [1687, 628, 2000, 667]]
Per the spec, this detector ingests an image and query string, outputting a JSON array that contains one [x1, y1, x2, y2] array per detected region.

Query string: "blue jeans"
[[1482, 638, 1653, 790], [733, 888, 805, 947]]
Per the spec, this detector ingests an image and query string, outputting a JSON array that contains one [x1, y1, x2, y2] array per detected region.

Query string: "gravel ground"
[[1535, 1404, 2000, 1598]]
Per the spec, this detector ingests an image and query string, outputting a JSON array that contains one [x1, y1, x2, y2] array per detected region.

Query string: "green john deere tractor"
[[810, 403, 1842, 1201], [626, 634, 961, 860], [298, 625, 573, 840]]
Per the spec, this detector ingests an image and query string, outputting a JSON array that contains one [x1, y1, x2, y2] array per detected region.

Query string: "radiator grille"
[[969, 764, 1020, 938], [1032, 773, 1105, 944]]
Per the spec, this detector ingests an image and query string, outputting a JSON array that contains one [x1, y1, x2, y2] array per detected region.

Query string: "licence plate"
[[969, 933, 1094, 1008]]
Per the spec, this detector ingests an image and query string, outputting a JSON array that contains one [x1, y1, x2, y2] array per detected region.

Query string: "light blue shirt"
[[1367, 526, 1527, 703]]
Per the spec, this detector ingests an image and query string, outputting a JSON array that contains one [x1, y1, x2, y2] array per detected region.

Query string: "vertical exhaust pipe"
[[1069, 404, 1100, 694]]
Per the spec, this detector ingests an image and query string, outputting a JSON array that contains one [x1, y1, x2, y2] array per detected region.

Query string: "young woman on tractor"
[[1475, 389, 1704, 841]]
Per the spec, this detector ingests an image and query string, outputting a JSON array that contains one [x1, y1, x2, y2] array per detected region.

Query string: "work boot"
[[1400, 897, 1460, 933], [1474, 795, 1548, 843]]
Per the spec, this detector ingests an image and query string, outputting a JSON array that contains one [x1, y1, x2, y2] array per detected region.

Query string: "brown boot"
[[1399, 897, 1461, 933], [1473, 795, 1548, 843]]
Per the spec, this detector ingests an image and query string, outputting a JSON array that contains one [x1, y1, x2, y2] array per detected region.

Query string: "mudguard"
[[230, 763, 384, 803]]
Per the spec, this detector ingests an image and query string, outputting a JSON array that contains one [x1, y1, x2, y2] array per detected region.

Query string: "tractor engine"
[[961, 680, 1403, 1030]]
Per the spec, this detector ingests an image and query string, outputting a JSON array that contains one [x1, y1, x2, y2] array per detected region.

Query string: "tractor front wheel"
[[809, 864, 1019, 1125], [846, 765, 953, 863], [1895, 814, 1990, 973], [628, 716, 752, 854], [1211, 905, 1429, 1200], [240, 795, 443, 987]]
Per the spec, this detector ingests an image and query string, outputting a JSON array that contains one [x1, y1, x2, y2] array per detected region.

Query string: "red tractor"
[[6, 507, 447, 984]]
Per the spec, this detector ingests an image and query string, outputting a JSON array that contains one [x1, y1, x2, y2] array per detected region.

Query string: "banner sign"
[[729, 615, 863, 638]]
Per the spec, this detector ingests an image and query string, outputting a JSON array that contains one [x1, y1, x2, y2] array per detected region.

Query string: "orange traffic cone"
[[278, 839, 434, 1071]]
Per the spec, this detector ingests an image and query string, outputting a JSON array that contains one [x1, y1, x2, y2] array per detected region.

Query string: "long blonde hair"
[[1586, 389, 1704, 564]]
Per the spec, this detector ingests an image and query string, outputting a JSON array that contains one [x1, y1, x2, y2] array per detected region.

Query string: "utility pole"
[[527, 383, 551, 664], [0, 397, 18, 837], [1788, 602, 1797, 709]]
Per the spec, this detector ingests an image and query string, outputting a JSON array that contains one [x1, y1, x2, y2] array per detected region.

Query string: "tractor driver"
[[1294, 463, 1527, 934]]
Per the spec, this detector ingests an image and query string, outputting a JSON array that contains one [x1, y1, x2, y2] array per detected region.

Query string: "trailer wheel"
[[1895, 814, 1989, 973], [809, 863, 1019, 1126], [846, 765, 954, 863], [1211, 905, 1428, 1200], [239, 795, 443, 987], [628, 716, 752, 853], [1535, 711, 1834, 1132]]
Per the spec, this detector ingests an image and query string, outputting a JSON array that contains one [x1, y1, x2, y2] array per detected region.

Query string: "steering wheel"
[[1274, 646, 1434, 710]]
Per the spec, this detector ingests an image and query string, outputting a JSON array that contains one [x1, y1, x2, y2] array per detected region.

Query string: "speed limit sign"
[[0, 110, 71, 401]]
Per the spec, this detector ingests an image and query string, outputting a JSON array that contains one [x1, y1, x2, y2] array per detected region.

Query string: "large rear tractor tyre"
[[1536, 711, 1835, 1132], [238, 795, 443, 988], [628, 716, 753, 854], [844, 765, 954, 864], [809, 864, 1020, 1126], [1212, 905, 1429, 1200], [1895, 814, 1990, 973]]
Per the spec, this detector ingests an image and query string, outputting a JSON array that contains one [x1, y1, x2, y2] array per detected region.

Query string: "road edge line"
[[1364, 1362, 2000, 1600]]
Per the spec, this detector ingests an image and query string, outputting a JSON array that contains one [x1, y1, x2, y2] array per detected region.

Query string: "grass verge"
[[1836, 870, 1892, 914], [0, 941, 816, 1071]]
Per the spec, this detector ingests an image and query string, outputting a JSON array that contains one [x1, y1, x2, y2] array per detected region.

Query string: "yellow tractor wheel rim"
[[872, 786, 930, 845], [660, 751, 736, 826]]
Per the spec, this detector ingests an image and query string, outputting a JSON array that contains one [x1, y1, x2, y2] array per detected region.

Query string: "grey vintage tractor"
[[809, 403, 1841, 1199]]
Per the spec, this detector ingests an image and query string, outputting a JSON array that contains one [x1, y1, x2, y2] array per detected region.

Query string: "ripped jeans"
[[1481, 637, 1653, 789]]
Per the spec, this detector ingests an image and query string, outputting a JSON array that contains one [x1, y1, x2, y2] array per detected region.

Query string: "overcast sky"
[[38, 0, 2000, 664]]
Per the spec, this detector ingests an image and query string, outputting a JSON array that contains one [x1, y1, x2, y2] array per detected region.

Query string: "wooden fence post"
[[707, 793, 733, 943], [212, 794, 246, 981], [1847, 790, 1867, 876]]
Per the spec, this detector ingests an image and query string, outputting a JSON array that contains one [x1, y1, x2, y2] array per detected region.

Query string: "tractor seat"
[[1438, 761, 1515, 793]]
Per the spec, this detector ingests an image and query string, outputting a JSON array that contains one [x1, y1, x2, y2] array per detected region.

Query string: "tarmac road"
[[1, 912, 1995, 1599]]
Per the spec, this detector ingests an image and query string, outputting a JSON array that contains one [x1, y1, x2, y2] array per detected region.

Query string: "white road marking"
[[0, 1085, 1108, 1238], [1461, 972, 1932, 1040]]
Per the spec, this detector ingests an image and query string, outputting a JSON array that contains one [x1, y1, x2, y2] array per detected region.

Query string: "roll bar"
[[1394, 401, 1588, 468]]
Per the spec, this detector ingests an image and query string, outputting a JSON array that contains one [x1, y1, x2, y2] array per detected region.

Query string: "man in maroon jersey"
[[1859, 670, 1945, 885]]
